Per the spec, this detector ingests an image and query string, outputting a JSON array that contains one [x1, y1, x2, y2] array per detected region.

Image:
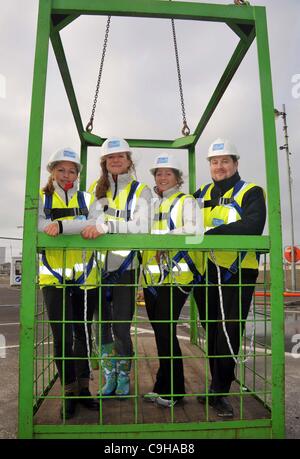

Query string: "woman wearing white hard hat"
[[142, 152, 204, 408], [38, 148, 99, 420], [61, 137, 152, 398]]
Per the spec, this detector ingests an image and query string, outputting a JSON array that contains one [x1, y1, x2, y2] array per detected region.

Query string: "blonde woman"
[[39, 148, 99, 420]]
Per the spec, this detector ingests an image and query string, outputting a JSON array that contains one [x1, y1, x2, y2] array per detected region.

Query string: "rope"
[[171, 19, 190, 136], [82, 250, 94, 380], [86, 16, 111, 133], [209, 250, 255, 364], [143, 251, 190, 294]]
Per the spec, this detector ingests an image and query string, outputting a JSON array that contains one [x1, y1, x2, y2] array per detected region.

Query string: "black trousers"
[[144, 286, 190, 399], [94, 270, 136, 358], [42, 286, 97, 387], [193, 260, 258, 393]]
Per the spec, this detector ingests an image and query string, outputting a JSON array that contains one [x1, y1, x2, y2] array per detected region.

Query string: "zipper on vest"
[[112, 177, 118, 200], [64, 190, 69, 206]]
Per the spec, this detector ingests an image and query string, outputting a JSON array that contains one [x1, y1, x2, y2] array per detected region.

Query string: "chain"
[[234, 0, 250, 5], [86, 16, 111, 133], [171, 19, 190, 136]]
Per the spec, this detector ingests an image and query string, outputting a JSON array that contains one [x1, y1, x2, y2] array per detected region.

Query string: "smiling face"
[[154, 168, 178, 192], [209, 155, 238, 182], [52, 161, 78, 188], [105, 152, 131, 176]]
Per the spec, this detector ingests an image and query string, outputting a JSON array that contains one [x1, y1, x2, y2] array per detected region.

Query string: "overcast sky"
[[0, 0, 299, 260]]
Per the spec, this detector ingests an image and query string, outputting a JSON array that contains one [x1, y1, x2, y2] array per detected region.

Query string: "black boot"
[[211, 396, 234, 417], [60, 392, 77, 420], [78, 388, 99, 411]]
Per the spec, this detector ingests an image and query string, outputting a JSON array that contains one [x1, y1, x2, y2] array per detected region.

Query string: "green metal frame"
[[19, 0, 284, 439]]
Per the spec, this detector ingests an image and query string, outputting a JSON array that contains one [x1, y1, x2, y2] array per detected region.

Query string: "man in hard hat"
[[193, 138, 266, 417]]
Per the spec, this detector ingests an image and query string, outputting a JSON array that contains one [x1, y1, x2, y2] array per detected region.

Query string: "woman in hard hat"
[[142, 153, 203, 408], [60, 138, 152, 398], [39, 148, 99, 420]]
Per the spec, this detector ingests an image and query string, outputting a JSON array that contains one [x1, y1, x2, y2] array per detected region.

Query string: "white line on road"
[[0, 322, 20, 326], [0, 304, 19, 308]]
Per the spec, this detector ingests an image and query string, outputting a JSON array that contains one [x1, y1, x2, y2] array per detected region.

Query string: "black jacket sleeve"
[[205, 186, 266, 236]]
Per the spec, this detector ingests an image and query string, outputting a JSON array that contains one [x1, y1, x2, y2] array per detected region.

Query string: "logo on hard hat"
[[63, 150, 76, 159], [212, 143, 225, 151], [108, 140, 121, 148], [157, 157, 169, 164]]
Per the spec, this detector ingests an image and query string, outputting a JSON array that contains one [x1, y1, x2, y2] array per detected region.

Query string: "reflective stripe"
[[153, 212, 169, 221], [111, 250, 131, 257], [147, 262, 190, 274], [83, 192, 92, 208], [227, 207, 237, 224], [73, 260, 97, 272], [151, 229, 169, 235], [39, 266, 73, 277]]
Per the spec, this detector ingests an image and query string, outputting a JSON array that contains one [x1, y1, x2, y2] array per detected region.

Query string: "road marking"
[[0, 322, 20, 326], [0, 304, 19, 308]]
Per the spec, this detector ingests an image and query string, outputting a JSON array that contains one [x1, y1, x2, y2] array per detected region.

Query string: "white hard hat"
[[207, 138, 240, 160], [100, 137, 132, 158], [150, 153, 183, 175], [47, 148, 82, 172]]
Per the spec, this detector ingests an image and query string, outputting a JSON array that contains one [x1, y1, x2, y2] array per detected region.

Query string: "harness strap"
[[43, 191, 89, 221], [41, 252, 63, 283], [104, 181, 140, 222], [168, 193, 185, 230], [75, 252, 95, 285]]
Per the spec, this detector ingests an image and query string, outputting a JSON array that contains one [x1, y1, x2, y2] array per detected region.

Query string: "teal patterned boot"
[[115, 359, 131, 397], [100, 343, 117, 396]]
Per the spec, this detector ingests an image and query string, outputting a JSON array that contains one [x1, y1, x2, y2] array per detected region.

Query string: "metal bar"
[[280, 105, 296, 291], [188, 146, 198, 344], [79, 143, 87, 190], [37, 234, 270, 251], [255, 5, 285, 439], [82, 131, 195, 149], [50, 25, 84, 141], [193, 30, 255, 144], [52, 13, 80, 31], [18, 0, 52, 439], [51, 0, 255, 23]]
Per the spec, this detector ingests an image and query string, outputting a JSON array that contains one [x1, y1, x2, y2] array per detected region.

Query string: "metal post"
[[275, 104, 296, 291]]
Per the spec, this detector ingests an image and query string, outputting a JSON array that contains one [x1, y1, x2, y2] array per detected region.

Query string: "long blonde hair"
[[95, 153, 136, 199]]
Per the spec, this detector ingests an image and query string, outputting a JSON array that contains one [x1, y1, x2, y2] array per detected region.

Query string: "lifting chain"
[[86, 16, 111, 133], [171, 19, 190, 137], [234, 0, 250, 5]]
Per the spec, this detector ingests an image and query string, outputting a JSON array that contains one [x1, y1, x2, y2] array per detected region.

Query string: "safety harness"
[[194, 179, 259, 283], [44, 191, 89, 220], [144, 193, 202, 296], [42, 191, 94, 285], [102, 181, 142, 300]]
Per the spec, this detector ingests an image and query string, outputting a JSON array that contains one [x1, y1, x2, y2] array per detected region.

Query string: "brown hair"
[[95, 152, 135, 199], [42, 175, 55, 196]]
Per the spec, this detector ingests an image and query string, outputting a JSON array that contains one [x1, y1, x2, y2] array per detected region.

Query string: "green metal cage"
[[19, 0, 284, 439]]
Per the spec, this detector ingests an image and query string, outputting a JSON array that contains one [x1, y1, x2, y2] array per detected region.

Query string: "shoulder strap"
[[44, 194, 53, 220], [168, 192, 185, 230], [77, 191, 89, 217], [125, 181, 140, 222], [194, 183, 211, 200]]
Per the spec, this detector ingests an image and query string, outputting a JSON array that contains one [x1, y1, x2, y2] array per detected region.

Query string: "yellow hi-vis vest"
[[102, 180, 147, 265], [142, 191, 203, 286], [198, 181, 260, 270], [39, 190, 97, 288]]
